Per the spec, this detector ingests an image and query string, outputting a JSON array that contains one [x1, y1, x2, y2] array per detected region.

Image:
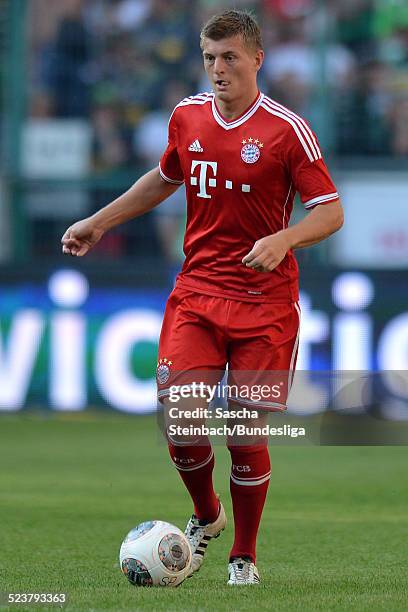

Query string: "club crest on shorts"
[[241, 137, 263, 164], [156, 357, 172, 385]]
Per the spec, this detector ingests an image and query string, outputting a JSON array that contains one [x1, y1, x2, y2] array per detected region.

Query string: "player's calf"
[[227, 410, 271, 577]]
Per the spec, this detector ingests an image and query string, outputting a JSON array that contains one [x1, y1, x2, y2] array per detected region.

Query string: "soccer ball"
[[119, 520, 192, 587]]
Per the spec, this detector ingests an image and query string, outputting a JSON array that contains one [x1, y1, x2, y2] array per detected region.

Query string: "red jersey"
[[159, 91, 338, 303]]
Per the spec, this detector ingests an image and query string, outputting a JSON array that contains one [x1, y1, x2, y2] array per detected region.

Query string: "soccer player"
[[62, 10, 343, 585]]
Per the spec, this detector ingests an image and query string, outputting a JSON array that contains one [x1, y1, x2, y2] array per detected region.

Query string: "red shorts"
[[157, 287, 300, 411]]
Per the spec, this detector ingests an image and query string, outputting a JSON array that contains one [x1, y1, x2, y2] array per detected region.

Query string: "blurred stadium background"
[[0, 0, 407, 414]]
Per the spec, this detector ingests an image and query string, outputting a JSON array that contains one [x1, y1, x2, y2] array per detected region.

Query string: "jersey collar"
[[212, 91, 264, 130]]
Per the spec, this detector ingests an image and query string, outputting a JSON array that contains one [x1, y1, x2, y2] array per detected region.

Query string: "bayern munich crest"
[[156, 357, 172, 385], [241, 137, 263, 164]]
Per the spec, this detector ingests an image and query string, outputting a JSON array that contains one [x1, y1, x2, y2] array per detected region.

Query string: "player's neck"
[[215, 89, 260, 121]]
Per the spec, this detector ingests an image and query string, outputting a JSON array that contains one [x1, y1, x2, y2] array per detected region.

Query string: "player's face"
[[202, 35, 264, 105]]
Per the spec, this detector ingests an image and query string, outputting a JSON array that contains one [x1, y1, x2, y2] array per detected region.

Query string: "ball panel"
[[123, 520, 157, 543], [121, 558, 153, 587], [158, 533, 191, 572]]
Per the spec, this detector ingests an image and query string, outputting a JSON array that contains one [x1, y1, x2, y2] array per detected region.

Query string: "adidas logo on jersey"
[[188, 139, 203, 153]]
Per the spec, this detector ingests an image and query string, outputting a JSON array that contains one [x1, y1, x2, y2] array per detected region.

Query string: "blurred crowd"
[[23, 0, 408, 262], [28, 0, 408, 158]]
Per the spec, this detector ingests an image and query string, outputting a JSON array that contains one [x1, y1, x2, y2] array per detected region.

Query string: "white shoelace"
[[229, 559, 256, 583], [184, 517, 208, 551]]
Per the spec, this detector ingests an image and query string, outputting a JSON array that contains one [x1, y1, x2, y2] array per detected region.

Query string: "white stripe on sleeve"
[[303, 192, 339, 208], [159, 163, 184, 185], [264, 96, 321, 160], [260, 103, 316, 163]]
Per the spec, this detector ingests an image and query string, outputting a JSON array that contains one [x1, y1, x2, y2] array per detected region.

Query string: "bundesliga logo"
[[241, 137, 263, 164]]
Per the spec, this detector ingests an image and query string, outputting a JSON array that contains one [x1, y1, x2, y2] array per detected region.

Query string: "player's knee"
[[226, 405, 269, 448], [227, 439, 268, 453], [162, 396, 208, 445], [165, 426, 205, 447]]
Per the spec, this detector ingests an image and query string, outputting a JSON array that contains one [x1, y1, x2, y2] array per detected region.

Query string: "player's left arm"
[[242, 199, 343, 272], [244, 120, 343, 273]]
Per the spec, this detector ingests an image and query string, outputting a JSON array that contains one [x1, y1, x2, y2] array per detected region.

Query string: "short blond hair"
[[200, 9, 263, 52]]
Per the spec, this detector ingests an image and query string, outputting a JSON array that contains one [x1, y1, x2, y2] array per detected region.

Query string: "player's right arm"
[[61, 167, 180, 256]]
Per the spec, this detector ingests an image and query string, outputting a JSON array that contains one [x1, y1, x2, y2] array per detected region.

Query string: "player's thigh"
[[227, 301, 300, 411], [157, 287, 227, 404]]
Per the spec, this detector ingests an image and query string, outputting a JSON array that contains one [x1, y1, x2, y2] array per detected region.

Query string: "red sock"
[[228, 444, 271, 564], [167, 434, 219, 523]]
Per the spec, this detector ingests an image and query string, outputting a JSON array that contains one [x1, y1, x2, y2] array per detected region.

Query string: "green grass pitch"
[[0, 413, 407, 611]]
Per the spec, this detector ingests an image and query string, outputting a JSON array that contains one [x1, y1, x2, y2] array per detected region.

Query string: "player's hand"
[[242, 231, 291, 273], [61, 218, 105, 256]]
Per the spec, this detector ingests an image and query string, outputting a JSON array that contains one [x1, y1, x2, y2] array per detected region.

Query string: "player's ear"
[[254, 49, 264, 72]]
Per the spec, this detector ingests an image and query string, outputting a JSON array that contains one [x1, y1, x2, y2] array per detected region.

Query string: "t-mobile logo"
[[190, 160, 217, 199], [190, 160, 251, 198]]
